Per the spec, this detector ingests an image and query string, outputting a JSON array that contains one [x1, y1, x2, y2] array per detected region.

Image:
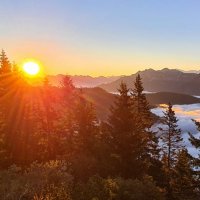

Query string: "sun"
[[23, 61, 40, 76]]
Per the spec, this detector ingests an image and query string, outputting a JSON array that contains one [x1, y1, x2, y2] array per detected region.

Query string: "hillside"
[[99, 68, 200, 95], [80, 87, 116, 120], [81, 87, 200, 120]]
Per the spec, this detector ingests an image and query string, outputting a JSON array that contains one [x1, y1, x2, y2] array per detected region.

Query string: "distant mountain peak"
[[99, 68, 200, 95]]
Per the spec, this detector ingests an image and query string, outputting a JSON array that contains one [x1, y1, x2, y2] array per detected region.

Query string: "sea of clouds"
[[151, 104, 200, 157]]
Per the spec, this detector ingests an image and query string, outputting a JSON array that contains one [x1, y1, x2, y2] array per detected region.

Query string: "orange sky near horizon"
[[1, 1, 200, 76], [3, 39, 200, 77]]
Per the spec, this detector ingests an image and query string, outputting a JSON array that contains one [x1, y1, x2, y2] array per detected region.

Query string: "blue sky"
[[1, 0, 200, 75]]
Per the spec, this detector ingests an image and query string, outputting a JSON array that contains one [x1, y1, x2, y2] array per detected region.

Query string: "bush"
[[73, 175, 166, 200], [0, 160, 73, 200], [0, 162, 165, 200]]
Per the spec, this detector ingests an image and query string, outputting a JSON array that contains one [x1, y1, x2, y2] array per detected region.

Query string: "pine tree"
[[12, 62, 19, 73], [60, 75, 75, 109], [74, 95, 98, 148], [0, 66, 32, 166], [107, 82, 148, 178], [69, 93, 100, 181], [188, 120, 200, 196], [0, 50, 11, 74], [132, 74, 160, 180], [108, 82, 134, 177], [57, 75, 76, 157], [160, 103, 184, 169], [132, 74, 152, 128], [32, 77, 59, 161], [132, 74, 159, 157], [189, 120, 200, 153], [109, 82, 134, 142], [160, 103, 184, 199], [61, 75, 75, 93], [172, 149, 197, 200], [0, 52, 24, 166]]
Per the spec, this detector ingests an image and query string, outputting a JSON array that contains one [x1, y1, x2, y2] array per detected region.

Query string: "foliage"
[[172, 149, 197, 200], [73, 175, 165, 200], [0, 161, 73, 200], [0, 51, 198, 199], [160, 103, 184, 169]]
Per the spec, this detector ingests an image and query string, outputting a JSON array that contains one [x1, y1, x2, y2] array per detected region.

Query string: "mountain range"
[[47, 68, 200, 95], [47, 74, 121, 88], [99, 68, 200, 95]]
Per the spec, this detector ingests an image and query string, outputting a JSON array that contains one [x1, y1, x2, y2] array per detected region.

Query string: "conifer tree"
[[73, 95, 98, 148], [160, 103, 184, 169], [12, 62, 19, 72], [61, 75, 75, 94], [0, 50, 11, 74], [132, 74, 152, 128], [33, 77, 59, 161], [109, 82, 134, 140], [107, 82, 148, 178], [132, 74, 160, 179], [189, 120, 200, 155], [173, 149, 197, 200], [0, 52, 23, 166], [188, 120, 200, 195], [160, 103, 184, 199], [60, 75, 76, 110], [108, 82, 134, 176], [69, 93, 100, 181], [57, 76, 76, 157]]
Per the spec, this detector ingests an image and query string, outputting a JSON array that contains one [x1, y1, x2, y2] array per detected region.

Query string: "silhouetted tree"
[[160, 103, 184, 199], [69, 94, 100, 181], [132, 74, 160, 181], [132, 74, 152, 128], [189, 120, 200, 159], [107, 82, 150, 178], [160, 103, 184, 169], [0, 52, 30, 166], [12, 61, 19, 73], [188, 120, 200, 196], [172, 149, 197, 200], [0, 50, 11, 74]]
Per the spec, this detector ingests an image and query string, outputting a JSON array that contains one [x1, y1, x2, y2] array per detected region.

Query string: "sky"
[[1, 0, 200, 76]]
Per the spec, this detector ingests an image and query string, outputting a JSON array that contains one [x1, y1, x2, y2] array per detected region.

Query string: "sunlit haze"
[[1, 0, 200, 76]]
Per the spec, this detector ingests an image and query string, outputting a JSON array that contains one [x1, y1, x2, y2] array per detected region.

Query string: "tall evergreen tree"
[[0, 52, 27, 166], [132, 74, 160, 180], [189, 120, 200, 157], [57, 75, 76, 158], [160, 103, 184, 199], [132, 74, 152, 128], [160, 103, 184, 169], [69, 93, 100, 181], [32, 77, 59, 161], [172, 149, 197, 200], [0, 50, 11, 74], [107, 82, 149, 178], [12, 61, 19, 73], [188, 120, 200, 196]]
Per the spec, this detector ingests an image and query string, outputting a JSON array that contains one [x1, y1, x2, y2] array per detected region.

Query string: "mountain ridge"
[[47, 74, 121, 88], [99, 68, 200, 95]]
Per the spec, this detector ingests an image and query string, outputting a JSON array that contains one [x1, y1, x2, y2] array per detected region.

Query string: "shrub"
[[73, 175, 165, 200], [0, 160, 72, 200]]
